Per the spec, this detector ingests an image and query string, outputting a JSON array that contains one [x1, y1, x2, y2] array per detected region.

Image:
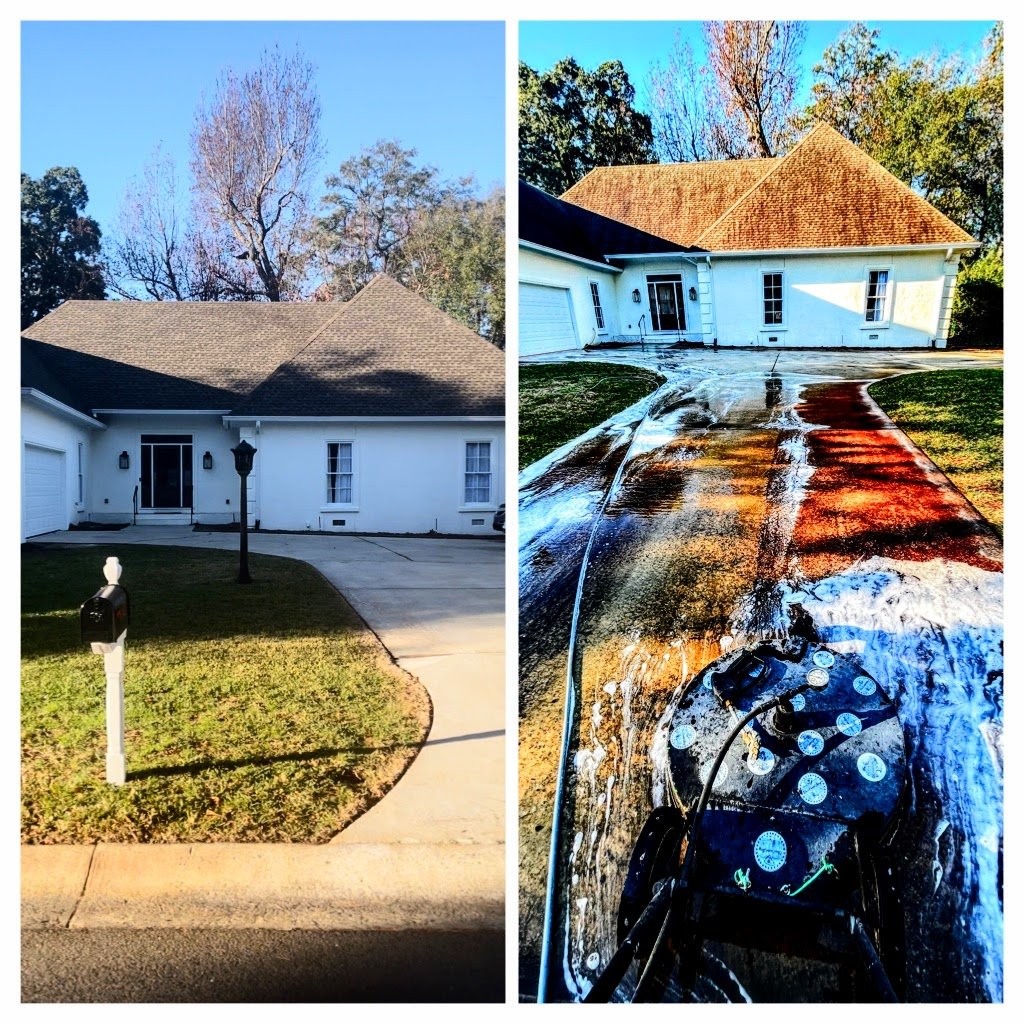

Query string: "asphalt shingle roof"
[[561, 124, 977, 251], [519, 179, 694, 262], [21, 277, 504, 418], [231, 275, 504, 417]]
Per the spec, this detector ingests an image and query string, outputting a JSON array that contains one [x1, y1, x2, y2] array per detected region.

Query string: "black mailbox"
[[80, 584, 130, 644]]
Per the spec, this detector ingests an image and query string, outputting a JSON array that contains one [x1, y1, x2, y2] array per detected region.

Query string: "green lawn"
[[869, 368, 1003, 532], [21, 545, 429, 844], [519, 361, 666, 468]]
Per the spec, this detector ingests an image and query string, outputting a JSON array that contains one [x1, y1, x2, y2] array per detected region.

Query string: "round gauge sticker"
[[812, 649, 835, 668], [790, 693, 806, 712], [699, 761, 729, 787], [586, 951, 601, 971], [798, 730, 825, 756], [798, 772, 828, 805], [747, 747, 776, 776], [853, 675, 877, 697], [858, 752, 887, 782], [806, 668, 830, 689], [836, 712, 863, 736], [670, 722, 697, 750], [754, 830, 787, 872]]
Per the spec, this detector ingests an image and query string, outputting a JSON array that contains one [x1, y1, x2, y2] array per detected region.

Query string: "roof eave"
[[519, 239, 620, 273], [703, 242, 979, 258], [22, 388, 106, 429]]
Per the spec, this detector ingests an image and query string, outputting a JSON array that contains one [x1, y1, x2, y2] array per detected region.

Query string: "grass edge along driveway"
[[519, 360, 666, 469], [869, 367, 1003, 533], [21, 544, 430, 844]]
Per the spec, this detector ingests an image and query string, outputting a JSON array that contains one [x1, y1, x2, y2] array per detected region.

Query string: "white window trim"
[[760, 269, 787, 330], [76, 441, 85, 507], [322, 439, 359, 510], [459, 436, 497, 510], [588, 279, 608, 335], [861, 265, 895, 328]]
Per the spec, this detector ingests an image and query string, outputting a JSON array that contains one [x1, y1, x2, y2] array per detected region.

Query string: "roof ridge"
[[694, 125, 824, 248], [262, 297, 353, 375]]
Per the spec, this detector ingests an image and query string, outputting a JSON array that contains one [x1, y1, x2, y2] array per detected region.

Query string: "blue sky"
[[519, 20, 997, 109], [21, 21, 505, 238]]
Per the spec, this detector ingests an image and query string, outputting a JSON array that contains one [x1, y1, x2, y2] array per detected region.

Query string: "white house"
[[519, 123, 978, 356], [21, 275, 505, 541]]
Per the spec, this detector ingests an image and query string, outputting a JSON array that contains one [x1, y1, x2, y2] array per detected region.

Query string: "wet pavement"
[[518, 346, 1002, 1002]]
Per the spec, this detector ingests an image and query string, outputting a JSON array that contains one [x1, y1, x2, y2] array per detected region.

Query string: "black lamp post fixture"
[[231, 440, 257, 584]]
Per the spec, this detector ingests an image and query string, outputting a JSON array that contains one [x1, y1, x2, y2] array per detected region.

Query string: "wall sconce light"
[[118, 451, 129, 470], [688, 286, 698, 301], [202, 451, 213, 470], [631, 288, 641, 303]]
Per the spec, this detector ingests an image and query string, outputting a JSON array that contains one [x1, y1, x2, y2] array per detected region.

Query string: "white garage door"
[[23, 444, 66, 538], [520, 283, 579, 356]]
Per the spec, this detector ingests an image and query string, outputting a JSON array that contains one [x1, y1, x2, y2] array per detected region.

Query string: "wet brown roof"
[[561, 124, 976, 251]]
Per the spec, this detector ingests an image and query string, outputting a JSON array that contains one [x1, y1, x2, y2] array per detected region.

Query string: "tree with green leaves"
[[21, 167, 105, 328], [403, 187, 505, 348], [519, 58, 655, 194], [313, 139, 471, 301]]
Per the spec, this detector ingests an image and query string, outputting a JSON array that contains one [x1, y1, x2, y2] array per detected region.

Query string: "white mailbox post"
[[80, 557, 129, 786]]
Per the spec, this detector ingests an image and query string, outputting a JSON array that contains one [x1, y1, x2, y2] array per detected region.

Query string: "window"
[[464, 441, 492, 504], [589, 281, 606, 330], [77, 442, 84, 504], [647, 274, 685, 332], [865, 269, 890, 322], [762, 272, 783, 325], [326, 442, 354, 503]]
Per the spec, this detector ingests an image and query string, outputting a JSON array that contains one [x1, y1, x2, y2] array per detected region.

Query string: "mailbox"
[[80, 584, 130, 644]]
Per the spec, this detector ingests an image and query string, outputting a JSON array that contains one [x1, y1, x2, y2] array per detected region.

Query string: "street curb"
[[22, 842, 504, 932]]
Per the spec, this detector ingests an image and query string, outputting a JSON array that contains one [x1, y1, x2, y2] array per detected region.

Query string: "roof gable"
[[696, 123, 976, 250], [561, 158, 779, 247], [559, 124, 976, 251], [230, 275, 504, 417]]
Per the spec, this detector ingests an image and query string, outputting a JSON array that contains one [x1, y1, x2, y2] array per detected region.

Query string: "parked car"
[[493, 504, 505, 533]]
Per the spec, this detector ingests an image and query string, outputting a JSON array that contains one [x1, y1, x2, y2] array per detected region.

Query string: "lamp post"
[[231, 440, 257, 584]]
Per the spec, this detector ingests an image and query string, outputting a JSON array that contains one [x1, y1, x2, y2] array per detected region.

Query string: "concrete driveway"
[[519, 347, 1002, 1001]]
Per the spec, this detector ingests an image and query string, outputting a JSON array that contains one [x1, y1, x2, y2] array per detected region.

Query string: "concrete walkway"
[[23, 530, 504, 932]]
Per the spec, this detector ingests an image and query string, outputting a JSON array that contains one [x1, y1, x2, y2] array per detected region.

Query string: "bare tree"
[[704, 21, 806, 158], [190, 47, 322, 301], [106, 149, 231, 300], [648, 33, 726, 162]]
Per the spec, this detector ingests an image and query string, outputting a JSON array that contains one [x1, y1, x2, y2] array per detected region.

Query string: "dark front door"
[[647, 275, 686, 332], [141, 434, 193, 509]]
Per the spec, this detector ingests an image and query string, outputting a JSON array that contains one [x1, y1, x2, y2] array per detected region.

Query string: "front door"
[[647, 274, 686, 332], [141, 434, 193, 509]]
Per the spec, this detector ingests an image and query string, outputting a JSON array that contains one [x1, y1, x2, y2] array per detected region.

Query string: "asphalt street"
[[22, 928, 505, 1002]]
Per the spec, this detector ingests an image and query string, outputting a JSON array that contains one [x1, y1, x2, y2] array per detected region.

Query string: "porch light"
[[688, 286, 698, 301], [631, 288, 641, 303], [118, 451, 129, 470], [202, 451, 213, 470]]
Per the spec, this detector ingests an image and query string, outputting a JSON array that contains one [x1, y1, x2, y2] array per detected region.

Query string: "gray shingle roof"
[[21, 278, 504, 418], [231, 275, 505, 417]]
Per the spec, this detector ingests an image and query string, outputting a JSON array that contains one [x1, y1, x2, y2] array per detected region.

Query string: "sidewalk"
[[22, 530, 505, 932]]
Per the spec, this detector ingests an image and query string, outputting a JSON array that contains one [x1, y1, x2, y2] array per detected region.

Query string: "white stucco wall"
[[611, 259, 705, 344], [519, 246, 620, 353], [251, 420, 506, 535], [21, 398, 99, 539], [88, 414, 240, 524], [710, 250, 952, 349]]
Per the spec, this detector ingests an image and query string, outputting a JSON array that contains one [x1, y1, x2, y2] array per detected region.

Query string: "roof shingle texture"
[[21, 276, 504, 418], [232, 275, 504, 417], [561, 124, 976, 251], [519, 179, 692, 262]]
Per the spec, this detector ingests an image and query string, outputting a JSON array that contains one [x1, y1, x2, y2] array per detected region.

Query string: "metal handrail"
[[638, 313, 647, 350], [132, 485, 138, 526]]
